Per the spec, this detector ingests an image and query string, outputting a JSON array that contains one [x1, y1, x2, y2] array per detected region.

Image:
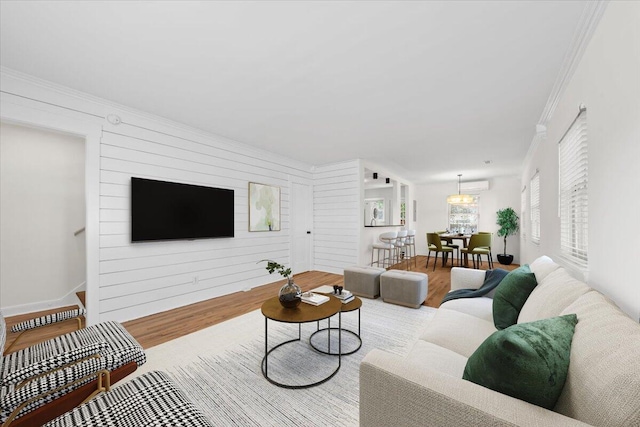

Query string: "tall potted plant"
[[495, 207, 519, 265]]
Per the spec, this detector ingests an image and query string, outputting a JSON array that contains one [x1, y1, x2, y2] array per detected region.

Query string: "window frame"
[[447, 195, 479, 233]]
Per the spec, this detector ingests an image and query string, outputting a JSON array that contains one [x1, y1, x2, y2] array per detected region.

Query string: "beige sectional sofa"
[[360, 256, 640, 427]]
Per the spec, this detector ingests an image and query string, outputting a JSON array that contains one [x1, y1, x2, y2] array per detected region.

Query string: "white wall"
[[415, 176, 521, 262], [359, 161, 416, 266], [0, 122, 85, 308], [313, 160, 361, 274], [1, 70, 316, 323], [521, 1, 640, 321]]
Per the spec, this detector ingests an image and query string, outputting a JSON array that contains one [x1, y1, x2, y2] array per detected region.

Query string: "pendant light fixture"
[[447, 174, 475, 204]]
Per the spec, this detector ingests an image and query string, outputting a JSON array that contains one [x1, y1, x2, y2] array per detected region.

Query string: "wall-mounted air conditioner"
[[460, 180, 489, 192]]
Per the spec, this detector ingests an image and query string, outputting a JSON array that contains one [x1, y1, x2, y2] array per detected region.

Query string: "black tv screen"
[[131, 177, 234, 242]]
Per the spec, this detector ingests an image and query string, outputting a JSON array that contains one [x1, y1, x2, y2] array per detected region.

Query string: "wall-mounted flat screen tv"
[[131, 177, 234, 242]]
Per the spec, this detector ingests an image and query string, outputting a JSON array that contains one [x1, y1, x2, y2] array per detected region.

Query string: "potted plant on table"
[[495, 207, 519, 265], [259, 259, 301, 308]]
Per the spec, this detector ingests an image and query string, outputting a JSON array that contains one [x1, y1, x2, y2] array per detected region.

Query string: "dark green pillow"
[[463, 314, 578, 409], [492, 264, 537, 329]]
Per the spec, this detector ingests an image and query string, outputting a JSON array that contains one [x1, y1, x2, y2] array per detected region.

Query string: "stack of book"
[[334, 290, 354, 304], [301, 292, 330, 306]]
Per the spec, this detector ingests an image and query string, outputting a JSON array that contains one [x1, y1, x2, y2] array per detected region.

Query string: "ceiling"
[[0, 1, 589, 184]]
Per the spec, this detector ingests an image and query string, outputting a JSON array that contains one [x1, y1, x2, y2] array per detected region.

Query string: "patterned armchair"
[[46, 371, 215, 427], [1, 310, 145, 426]]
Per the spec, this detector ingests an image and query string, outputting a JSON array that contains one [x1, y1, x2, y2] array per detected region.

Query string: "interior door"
[[291, 182, 312, 274]]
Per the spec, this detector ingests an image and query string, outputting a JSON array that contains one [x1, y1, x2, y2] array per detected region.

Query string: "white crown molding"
[[524, 0, 608, 165], [1, 66, 95, 99], [537, 0, 609, 126]]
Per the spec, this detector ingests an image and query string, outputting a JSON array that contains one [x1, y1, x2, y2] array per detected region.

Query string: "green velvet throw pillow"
[[492, 264, 537, 329], [463, 314, 578, 409]]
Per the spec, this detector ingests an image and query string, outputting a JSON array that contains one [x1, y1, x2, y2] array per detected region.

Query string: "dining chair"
[[460, 234, 493, 269], [476, 232, 493, 267], [437, 230, 459, 266], [426, 233, 454, 271]]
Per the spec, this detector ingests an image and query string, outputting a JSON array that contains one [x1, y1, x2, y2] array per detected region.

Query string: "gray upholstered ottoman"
[[344, 266, 386, 298], [380, 270, 428, 308]]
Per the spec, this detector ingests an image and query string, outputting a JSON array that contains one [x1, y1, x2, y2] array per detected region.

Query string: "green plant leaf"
[[257, 259, 291, 279]]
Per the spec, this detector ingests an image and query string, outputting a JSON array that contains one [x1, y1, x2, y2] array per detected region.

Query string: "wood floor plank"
[[4, 256, 519, 352]]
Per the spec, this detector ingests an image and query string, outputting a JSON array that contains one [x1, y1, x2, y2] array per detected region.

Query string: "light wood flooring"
[[3, 255, 518, 353]]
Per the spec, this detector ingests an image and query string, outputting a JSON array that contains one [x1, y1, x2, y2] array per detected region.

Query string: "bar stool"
[[395, 230, 408, 268], [404, 229, 417, 269], [371, 231, 397, 268]]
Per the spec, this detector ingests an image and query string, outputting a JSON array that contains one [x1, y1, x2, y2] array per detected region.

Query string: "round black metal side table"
[[309, 295, 362, 355], [261, 295, 342, 389]]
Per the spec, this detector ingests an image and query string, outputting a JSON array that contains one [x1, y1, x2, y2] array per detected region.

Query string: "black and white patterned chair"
[[1, 310, 146, 426], [46, 371, 215, 427]]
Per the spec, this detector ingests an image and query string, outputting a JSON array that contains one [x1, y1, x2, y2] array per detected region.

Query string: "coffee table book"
[[311, 285, 352, 299], [334, 290, 352, 300], [341, 295, 355, 304], [301, 293, 330, 306]]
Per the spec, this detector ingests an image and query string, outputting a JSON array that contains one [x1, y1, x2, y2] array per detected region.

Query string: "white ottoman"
[[380, 271, 429, 308], [344, 266, 387, 298]]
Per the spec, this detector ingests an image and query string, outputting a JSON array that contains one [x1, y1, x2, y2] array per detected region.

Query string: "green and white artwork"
[[248, 182, 280, 231]]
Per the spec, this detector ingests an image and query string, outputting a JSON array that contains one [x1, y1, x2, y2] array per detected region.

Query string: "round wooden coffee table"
[[261, 295, 342, 389], [309, 295, 362, 355]]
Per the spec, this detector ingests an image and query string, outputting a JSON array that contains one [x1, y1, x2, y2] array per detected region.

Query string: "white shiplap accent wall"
[[1, 68, 316, 324], [98, 122, 313, 322], [313, 161, 361, 274]]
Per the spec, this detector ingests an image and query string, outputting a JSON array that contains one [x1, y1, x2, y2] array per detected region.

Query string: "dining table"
[[438, 233, 472, 267]]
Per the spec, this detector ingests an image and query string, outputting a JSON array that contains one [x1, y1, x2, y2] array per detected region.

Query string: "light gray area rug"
[[133, 298, 436, 426]]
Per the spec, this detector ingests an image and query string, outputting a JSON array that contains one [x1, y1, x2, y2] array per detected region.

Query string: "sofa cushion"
[[492, 265, 537, 329], [439, 297, 493, 323], [529, 255, 560, 282], [555, 291, 640, 426], [463, 314, 578, 410], [419, 309, 496, 358], [405, 340, 468, 378], [518, 268, 590, 323], [441, 268, 508, 305]]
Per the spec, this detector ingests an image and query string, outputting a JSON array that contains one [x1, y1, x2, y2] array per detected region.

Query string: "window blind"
[[521, 186, 527, 241], [530, 173, 540, 243], [559, 109, 588, 267]]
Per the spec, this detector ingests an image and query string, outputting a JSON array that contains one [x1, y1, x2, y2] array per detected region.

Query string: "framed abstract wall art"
[[248, 182, 280, 231]]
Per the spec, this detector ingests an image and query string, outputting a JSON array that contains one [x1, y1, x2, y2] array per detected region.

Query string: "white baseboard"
[[1, 282, 86, 317]]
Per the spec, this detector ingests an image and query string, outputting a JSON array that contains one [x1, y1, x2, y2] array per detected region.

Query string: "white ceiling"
[[0, 1, 589, 184]]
